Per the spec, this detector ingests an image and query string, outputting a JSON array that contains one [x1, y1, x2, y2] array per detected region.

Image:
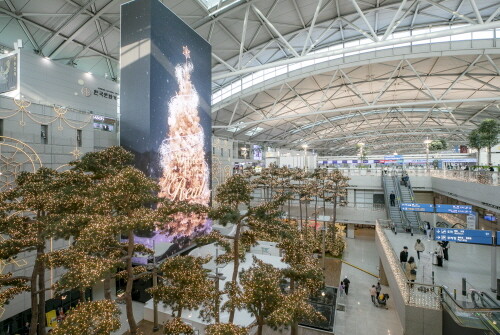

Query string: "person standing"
[[400, 246, 409, 268], [439, 241, 450, 261], [339, 281, 345, 297], [342, 276, 351, 296], [390, 191, 396, 206], [414, 239, 425, 260], [435, 244, 444, 267], [405, 256, 417, 286], [370, 285, 377, 305], [425, 222, 432, 240], [375, 281, 381, 298]]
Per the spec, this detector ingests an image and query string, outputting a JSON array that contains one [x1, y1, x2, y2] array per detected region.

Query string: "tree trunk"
[[477, 149, 481, 166], [332, 196, 338, 227], [28, 258, 39, 335], [299, 197, 303, 230], [125, 231, 137, 334], [257, 320, 264, 335], [290, 278, 298, 335], [305, 199, 308, 231], [104, 271, 112, 300], [314, 194, 318, 237], [79, 288, 85, 302], [228, 221, 242, 323], [488, 147, 492, 165], [177, 308, 182, 318], [37, 243, 46, 335]]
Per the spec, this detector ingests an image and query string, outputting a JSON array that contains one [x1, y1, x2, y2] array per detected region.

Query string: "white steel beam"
[[302, 0, 324, 56], [348, 0, 379, 41], [382, 0, 407, 41], [251, 5, 300, 58], [41, 0, 99, 50], [49, 0, 119, 58], [439, 54, 482, 99], [468, 0, 484, 24], [212, 20, 500, 80], [421, 0, 476, 24], [238, 6, 250, 70], [212, 96, 500, 128]]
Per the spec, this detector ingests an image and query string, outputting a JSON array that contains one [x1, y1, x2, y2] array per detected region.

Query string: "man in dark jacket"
[[342, 276, 351, 295], [400, 246, 409, 268], [390, 191, 396, 206]]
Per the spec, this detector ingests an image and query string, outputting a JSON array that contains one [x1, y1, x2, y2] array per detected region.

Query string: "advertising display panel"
[[0, 53, 18, 94], [120, 0, 212, 259], [434, 228, 492, 245]]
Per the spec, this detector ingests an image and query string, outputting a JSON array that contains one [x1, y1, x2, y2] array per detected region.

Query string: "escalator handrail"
[[470, 289, 500, 309], [406, 179, 424, 230], [393, 175, 411, 230], [442, 287, 500, 312]]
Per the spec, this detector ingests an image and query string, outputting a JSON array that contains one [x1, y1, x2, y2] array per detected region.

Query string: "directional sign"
[[400, 203, 434, 212], [435, 204, 473, 215], [434, 228, 492, 245]]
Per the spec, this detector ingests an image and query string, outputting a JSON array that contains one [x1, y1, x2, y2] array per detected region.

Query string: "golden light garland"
[[0, 98, 93, 130]]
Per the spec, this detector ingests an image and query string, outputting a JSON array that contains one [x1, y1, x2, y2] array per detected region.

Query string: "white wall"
[[19, 51, 118, 118]]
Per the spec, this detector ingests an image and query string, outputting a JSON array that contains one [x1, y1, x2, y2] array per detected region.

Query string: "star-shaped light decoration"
[[70, 148, 82, 159], [182, 46, 190, 60]]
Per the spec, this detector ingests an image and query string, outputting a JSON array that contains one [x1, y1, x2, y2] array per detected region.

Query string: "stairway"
[[399, 180, 421, 230], [383, 175, 403, 230]]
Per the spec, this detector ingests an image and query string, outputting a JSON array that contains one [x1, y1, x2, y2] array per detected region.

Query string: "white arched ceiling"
[[0, 0, 499, 154]]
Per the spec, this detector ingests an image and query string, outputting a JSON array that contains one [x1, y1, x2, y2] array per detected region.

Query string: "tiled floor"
[[385, 230, 500, 299], [334, 229, 403, 335]]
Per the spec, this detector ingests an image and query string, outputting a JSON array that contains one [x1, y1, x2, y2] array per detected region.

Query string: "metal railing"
[[393, 175, 413, 233], [325, 167, 499, 186], [441, 288, 500, 333], [377, 219, 500, 333], [376, 220, 442, 310], [429, 169, 499, 186]]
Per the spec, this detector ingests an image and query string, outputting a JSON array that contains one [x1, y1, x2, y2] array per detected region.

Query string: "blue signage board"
[[435, 228, 492, 245], [435, 204, 473, 215], [497, 232, 500, 246], [400, 203, 435, 212], [384, 155, 403, 160]]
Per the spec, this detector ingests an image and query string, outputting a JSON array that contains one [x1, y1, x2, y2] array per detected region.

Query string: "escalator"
[[382, 175, 404, 232], [442, 288, 500, 335]]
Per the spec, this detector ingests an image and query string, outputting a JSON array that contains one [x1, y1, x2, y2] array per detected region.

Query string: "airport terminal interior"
[[0, 0, 500, 334]]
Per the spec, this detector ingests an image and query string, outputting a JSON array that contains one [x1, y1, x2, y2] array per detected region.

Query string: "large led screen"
[[120, 0, 211, 257]]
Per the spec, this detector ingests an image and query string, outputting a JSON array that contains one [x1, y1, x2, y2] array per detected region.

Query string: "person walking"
[[425, 222, 432, 240], [370, 285, 377, 305], [339, 281, 345, 297], [390, 191, 396, 206], [414, 239, 425, 260], [435, 244, 444, 267], [400, 246, 409, 268], [342, 276, 350, 296], [405, 256, 417, 286], [375, 281, 381, 298]]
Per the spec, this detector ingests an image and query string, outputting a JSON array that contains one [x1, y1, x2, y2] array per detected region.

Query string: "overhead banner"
[[434, 228, 492, 245], [400, 203, 434, 212]]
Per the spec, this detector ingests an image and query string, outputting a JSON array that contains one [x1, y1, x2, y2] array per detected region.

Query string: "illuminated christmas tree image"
[[158, 46, 211, 237]]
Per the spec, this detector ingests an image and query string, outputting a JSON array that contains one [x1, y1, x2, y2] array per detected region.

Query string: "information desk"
[[434, 228, 492, 245]]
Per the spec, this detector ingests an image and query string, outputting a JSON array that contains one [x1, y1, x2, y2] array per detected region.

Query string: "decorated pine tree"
[[148, 255, 214, 318], [51, 300, 121, 335], [0, 168, 91, 335], [158, 46, 211, 238]]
